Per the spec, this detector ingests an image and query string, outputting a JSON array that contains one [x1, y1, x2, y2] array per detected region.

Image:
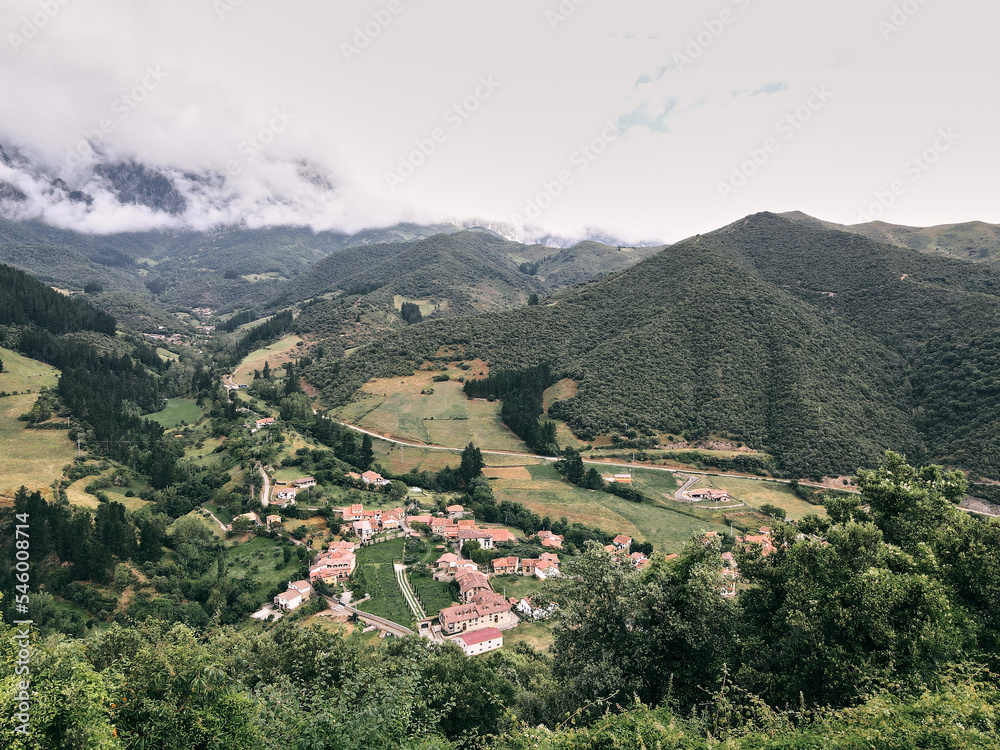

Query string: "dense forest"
[[3, 454, 1000, 748], [463, 364, 558, 455], [307, 215, 1000, 479]]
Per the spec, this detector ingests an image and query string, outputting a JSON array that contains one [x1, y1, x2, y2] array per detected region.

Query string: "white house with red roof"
[[453, 627, 503, 656], [612, 534, 632, 550], [361, 471, 391, 487]]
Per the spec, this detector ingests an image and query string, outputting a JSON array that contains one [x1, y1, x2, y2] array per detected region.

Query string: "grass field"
[[232, 334, 303, 385], [222, 535, 303, 602], [65, 476, 150, 511], [354, 538, 413, 626], [691, 476, 827, 520], [145, 398, 203, 428], [504, 621, 555, 652], [203, 502, 233, 525], [0, 346, 61, 392], [629, 468, 680, 498], [335, 366, 528, 452], [492, 464, 728, 553], [491, 574, 547, 601], [542, 379, 587, 450], [0, 350, 75, 498], [371, 436, 543, 475], [393, 295, 440, 317]]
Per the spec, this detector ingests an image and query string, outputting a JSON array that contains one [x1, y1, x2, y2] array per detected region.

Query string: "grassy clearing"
[[492, 464, 727, 554], [145, 398, 203, 429], [504, 621, 555, 652], [335, 366, 527, 452], [232, 334, 303, 385], [692, 476, 827, 520], [491, 574, 546, 601], [65, 476, 150, 511], [224, 535, 303, 601], [0, 346, 61, 392], [592, 492, 730, 553], [629, 468, 680, 498], [371, 437, 540, 475], [0, 349, 73, 497], [393, 295, 439, 317], [203, 502, 233, 525], [354, 538, 413, 626]]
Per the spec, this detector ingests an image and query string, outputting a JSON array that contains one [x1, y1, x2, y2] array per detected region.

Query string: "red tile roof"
[[456, 627, 503, 646]]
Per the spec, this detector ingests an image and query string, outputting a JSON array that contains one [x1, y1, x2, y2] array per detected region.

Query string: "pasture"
[[0, 350, 75, 498], [335, 365, 528, 452]]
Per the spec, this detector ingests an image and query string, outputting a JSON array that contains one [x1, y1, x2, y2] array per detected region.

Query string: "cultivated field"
[[370, 436, 540, 475], [232, 334, 303, 385], [145, 398, 203, 429], [492, 464, 728, 553], [0, 349, 75, 498], [335, 365, 528, 452], [691, 476, 828, 520], [354, 538, 413, 626], [409, 572, 457, 618]]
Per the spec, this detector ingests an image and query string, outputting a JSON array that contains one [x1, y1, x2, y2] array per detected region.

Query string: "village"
[[232, 466, 784, 657]]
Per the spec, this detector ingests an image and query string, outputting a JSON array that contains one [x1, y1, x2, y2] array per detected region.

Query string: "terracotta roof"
[[456, 627, 503, 646]]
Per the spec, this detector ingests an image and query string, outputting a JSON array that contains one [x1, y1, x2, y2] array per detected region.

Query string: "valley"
[[2, 209, 999, 750]]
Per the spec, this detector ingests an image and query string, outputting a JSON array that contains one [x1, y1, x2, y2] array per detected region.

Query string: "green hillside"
[[782, 211, 1000, 265], [307, 213, 1000, 480]]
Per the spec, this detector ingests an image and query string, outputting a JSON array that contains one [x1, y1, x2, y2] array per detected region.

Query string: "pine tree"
[[459, 442, 485, 484], [359, 433, 375, 469]]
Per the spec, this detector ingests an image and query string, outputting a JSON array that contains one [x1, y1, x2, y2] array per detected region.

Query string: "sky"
[[0, 0, 996, 243]]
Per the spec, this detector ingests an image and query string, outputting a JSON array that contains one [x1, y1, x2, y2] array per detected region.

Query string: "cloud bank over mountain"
[[0, 0, 997, 241]]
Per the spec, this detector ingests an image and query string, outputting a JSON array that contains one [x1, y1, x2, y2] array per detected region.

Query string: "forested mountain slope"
[[307, 213, 1000, 479]]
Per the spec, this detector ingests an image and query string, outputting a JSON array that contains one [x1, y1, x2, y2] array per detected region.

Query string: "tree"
[[0, 354, 4, 373], [400, 302, 423, 324], [262, 360, 271, 380], [559, 448, 585, 485], [759, 503, 787, 520], [359, 433, 375, 469], [583, 467, 605, 490], [527, 293, 539, 305], [459, 442, 484, 484]]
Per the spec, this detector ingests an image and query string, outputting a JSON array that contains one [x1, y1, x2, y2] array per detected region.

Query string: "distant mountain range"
[[309, 213, 1000, 481], [781, 211, 1000, 265]]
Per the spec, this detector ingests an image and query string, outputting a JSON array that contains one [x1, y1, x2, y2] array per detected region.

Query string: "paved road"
[[204, 510, 228, 533], [329, 417, 1000, 518], [673, 473, 700, 501], [394, 563, 426, 620], [323, 595, 415, 637], [257, 463, 271, 506], [333, 419, 852, 493]]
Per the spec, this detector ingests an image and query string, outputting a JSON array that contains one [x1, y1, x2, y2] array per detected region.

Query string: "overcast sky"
[[0, 0, 996, 242]]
